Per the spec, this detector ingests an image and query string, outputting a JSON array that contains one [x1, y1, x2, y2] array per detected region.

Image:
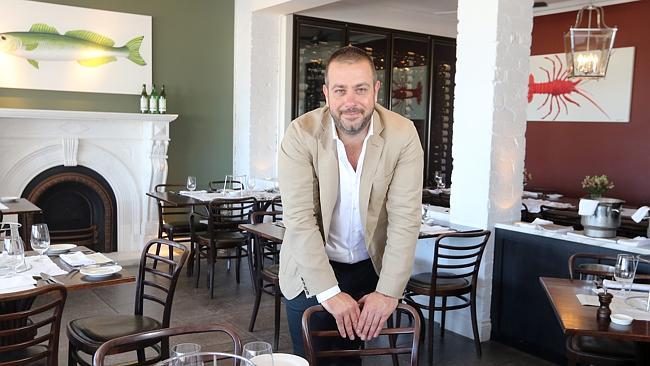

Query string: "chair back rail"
[[93, 323, 242, 366], [301, 303, 420, 366], [207, 197, 257, 234], [0, 284, 66, 366], [208, 180, 244, 192], [431, 231, 491, 287]]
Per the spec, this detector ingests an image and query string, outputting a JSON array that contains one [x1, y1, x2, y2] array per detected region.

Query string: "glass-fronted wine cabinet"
[[292, 16, 456, 187]]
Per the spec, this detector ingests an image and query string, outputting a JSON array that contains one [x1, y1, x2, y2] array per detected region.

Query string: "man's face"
[[323, 60, 381, 136]]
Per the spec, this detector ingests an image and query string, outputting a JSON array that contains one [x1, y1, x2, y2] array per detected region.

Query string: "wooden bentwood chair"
[[193, 197, 256, 298], [67, 239, 188, 366], [403, 230, 491, 361], [0, 284, 67, 366], [247, 210, 283, 351], [93, 323, 242, 366], [301, 304, 421, 366]]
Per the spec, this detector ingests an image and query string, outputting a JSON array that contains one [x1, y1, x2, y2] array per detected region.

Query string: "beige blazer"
[[278, 104, 424, 300]]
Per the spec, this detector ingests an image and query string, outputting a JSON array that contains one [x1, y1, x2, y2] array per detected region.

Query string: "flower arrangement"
[[523, 168, 532, 186], [581, 174, 614, 198]]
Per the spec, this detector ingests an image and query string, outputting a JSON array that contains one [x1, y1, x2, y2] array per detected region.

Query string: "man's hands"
[[357, 292, 398, 340], [321, 292, 360, 340], [322, 291, 398, 341]]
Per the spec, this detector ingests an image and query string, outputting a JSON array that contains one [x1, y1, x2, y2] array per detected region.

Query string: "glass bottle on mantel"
[[149, 84, 159, 114], [139, 84, 149, 113], [159, 85, 167, 114]]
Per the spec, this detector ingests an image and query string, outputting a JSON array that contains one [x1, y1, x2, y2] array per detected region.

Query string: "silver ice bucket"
[[580, 197, 624, 238]]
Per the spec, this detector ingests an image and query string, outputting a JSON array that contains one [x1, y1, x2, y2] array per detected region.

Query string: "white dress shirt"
[[316, 118, 373, 303]]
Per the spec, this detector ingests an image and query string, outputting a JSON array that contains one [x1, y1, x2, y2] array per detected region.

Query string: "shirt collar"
[[331, 116, 374, 142]]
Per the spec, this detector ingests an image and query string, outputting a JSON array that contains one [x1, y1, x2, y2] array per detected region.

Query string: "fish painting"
[[0, 23, 145, 69]]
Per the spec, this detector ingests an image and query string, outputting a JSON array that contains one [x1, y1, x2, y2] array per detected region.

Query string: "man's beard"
[[331, 107, 373, 136]]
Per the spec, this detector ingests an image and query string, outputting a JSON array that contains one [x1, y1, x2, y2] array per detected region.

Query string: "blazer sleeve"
[[376, 127, 424, 298], [278, 122, 338, 296]]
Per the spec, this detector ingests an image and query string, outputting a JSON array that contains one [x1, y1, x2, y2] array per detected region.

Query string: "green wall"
[[0, 0, 235, 188]]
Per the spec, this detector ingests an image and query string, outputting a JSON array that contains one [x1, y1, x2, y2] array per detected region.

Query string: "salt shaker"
[[596, 292, 613, 321]]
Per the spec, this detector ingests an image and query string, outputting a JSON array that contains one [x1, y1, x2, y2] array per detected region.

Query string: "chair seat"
[[69, 315, 161, 343], [198, 231, 247, 247], [262, 264, 279, 281], [0, 345, 48, 363], [407, 272, 470, 295], [163, 221, 206, 233], [569, 335, 636, 360]]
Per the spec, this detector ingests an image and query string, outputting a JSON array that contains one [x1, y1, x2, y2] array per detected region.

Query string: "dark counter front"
[[490, 228, 650, 365]]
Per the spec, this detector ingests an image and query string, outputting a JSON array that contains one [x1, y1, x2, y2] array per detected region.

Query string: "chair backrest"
[[0, 284, 67, 366], [430, 230, 491, 292], [568, 253, 650, 282], [540, 205, 582, 229], [271, 197, 283, 212], [93, 323, 242, 366], [153, 184, 191, 228], [134, 239, 189, 328], [618, 217, 647, 238], [301, 303, 421, 366], [250, 210, 282, 224], [208, 180, 244, 192], [207, 197, 257, 235]]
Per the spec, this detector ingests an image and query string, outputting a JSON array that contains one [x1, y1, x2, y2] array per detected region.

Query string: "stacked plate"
[[47, 244, 77, 255]]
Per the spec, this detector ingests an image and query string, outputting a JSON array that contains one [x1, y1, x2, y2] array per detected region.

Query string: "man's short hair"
[[325, 45, 377, 84]]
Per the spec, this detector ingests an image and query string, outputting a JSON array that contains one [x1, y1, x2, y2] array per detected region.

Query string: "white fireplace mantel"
[[0, 108, 178, 254]]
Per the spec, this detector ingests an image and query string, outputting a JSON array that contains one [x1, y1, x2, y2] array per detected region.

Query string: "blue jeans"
[[285, 259, 378, 365]]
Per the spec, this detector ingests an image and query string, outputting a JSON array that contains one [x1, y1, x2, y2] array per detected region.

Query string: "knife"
[[40, 272, 63, 285]]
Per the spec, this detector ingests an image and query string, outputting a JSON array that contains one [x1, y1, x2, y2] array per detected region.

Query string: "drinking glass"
[[614, 254, 638, 297], [171, 343, 201, 366], [30, 223, 50, 261], [434, 171, 445, 189], [243, 341, 273, 366], [247, 176, 257, 191], [187, 176, 197, 192]]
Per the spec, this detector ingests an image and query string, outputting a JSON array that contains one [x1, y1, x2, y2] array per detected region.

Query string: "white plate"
[[80, 265, 122, 278], [0, 196, 19, 203], [47, 244, 77, 254], [546, 194, 564, 200], [611, 313, 634, 325], [251, 353, 308, 366]]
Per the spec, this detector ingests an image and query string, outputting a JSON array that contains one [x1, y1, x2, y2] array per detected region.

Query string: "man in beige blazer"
[[278, 46, 423, 362]]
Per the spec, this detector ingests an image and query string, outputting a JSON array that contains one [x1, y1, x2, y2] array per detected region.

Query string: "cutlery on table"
[[39, 272, 63, 285]]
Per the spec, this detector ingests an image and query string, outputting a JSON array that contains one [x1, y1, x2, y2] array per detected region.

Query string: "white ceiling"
[[334, 0, 638, 18]]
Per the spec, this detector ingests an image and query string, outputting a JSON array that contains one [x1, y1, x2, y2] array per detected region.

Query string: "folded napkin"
[[179, 190, 207, 195], [60, 252, 95, 266], [523, 191, 542, 198], [566, 231, 618, 243], [24, 256, 67, 276], [632, 206, 650, 223], [0, 203, 8, 210], [420, 224, 455, 235], [0, 274, 36, 294], [576, 294, 599, 306], [578, 199, 600, 216], [531, 218, 553, 225], [618, 237, 650, 247], [603, 280, 650, 292]]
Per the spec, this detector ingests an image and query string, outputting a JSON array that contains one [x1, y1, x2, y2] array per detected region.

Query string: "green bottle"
[[159, 85, 167, 114], [149, 84, 158, 114], [139, 84, 148, 113]]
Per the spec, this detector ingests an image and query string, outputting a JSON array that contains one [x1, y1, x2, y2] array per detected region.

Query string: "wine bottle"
[[159, 85, 167, 114], [149, 84, 158, 114], [139, 84, 148, 113]]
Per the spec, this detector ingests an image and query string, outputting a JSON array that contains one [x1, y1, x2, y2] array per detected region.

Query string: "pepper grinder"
[[597, 292, 613, 321]]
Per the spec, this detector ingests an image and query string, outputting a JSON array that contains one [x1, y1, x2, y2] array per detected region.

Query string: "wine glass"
[[171, 343, 201, 365], [30, 223, 50, 261], [243, 341, 273, 366], [614, 254, 638, 297], [247, 175, 257, 191], [434, 171, 445, 189], [186, 176, 197, 192]]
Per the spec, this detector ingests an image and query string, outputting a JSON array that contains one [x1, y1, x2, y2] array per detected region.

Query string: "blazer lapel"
[[359, 110, 385, 236], [317, 110, 339, 239]]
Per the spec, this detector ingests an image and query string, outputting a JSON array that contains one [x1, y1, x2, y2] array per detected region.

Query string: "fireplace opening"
[[21, 165, 117, 253]]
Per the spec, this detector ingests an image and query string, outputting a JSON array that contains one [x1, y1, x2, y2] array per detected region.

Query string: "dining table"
[[0, 198, 42, 242], [539, 277, 650, 365]]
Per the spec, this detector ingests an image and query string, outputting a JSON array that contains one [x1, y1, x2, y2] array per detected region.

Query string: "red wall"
[[526, 1, 650, 206]]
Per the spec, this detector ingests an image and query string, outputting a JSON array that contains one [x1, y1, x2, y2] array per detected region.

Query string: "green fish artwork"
[[0, 23, 146, 69]]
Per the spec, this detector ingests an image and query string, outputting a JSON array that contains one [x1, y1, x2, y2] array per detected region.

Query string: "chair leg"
[[194, 244, 202, 288], [137, 348, 146, 363], [470, 293, 482, 357], [209, 253, 216, 298], [235, 246, 241, 284], [440, 297, 447, 338], [249, 279, 263, 331], [68, 343, 77, 366], [387, 313, 400, 366], [428, 296, 436, 366], [187, 238, 195, 277], [273, 285, 281, 351]]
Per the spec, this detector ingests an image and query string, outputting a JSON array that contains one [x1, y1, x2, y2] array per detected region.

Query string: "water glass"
[[243, 341, 273, 366], [30, 223, 50, 261], [614, 254, 638, 297], [187, 176, 197, 191], [247, 176, 257, 191], [171, 343, 201, 366]]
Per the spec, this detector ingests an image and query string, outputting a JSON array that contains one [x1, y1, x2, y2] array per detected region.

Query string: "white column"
[[448, 0, 533, 340]]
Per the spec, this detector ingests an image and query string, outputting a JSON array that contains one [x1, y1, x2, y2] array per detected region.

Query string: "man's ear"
[[322, 84, 329, 106], [374, 80, 381, 102]]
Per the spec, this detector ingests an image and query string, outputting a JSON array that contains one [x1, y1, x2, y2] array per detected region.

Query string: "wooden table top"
[[28, 246, 135, 291], [539, 277, 650, 343], [0, 198, 42, 215], [146, 191, 206, 207]]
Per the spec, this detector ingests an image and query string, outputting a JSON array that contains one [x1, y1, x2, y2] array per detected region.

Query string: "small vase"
[[590, 194, 602, 199]]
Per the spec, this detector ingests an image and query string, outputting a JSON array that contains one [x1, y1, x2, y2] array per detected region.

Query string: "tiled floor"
[[57, 261, 555, 365]]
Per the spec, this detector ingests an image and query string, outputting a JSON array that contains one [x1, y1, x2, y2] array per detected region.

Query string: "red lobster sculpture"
[[393, 81, 423, 104], [528, 55, 609, 120]]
